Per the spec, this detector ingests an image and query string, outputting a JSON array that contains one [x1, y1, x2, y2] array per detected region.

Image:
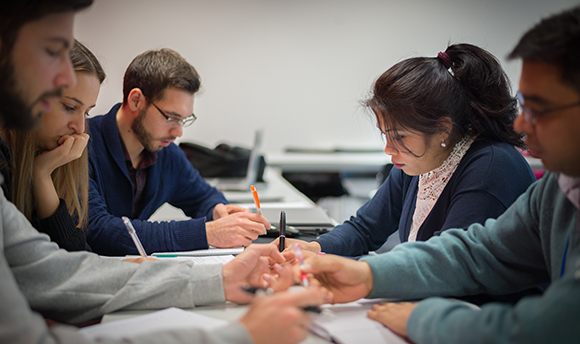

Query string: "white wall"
[[74, 0, 578, 154]]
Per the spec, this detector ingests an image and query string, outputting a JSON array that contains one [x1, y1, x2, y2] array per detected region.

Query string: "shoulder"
[[460, 139, 532, 175], [452, 139, 535, 197]]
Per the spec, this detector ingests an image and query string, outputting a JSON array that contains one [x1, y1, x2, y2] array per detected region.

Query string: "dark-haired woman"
[[284, 43, 535, 257]]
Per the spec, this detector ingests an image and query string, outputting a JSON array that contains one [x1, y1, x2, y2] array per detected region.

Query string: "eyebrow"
[[64, 96, 83, 105], [166, 111, 186, 119], [64, 96, 96, 109], [520, 93, 553, 106], [47, 37, 72, 50]]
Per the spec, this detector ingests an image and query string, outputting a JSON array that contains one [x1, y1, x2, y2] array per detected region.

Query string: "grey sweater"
[[361, 172, 580, 343], [0, 188, 253, 344]]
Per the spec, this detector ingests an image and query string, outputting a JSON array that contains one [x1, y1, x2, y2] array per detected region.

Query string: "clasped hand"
[[34, 133, 90, 176], [207, 204, 270, 247]]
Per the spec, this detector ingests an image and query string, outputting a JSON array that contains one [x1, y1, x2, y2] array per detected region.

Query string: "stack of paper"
[[310, 299, 408, 344]]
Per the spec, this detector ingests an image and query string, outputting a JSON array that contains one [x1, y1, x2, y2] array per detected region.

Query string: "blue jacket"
[[86, 103, 228, 256], [316, 139, 536, 256]]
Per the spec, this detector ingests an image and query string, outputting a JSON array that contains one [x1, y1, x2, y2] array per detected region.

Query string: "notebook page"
[[80, 307, 228, 340]]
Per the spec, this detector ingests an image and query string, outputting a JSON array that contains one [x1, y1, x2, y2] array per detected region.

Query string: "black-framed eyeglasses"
[[517, 91, 580, 125], [144, 95, 197, 128]]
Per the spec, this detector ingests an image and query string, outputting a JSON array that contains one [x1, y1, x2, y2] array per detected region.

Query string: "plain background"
[[74, 0, 578, 154]]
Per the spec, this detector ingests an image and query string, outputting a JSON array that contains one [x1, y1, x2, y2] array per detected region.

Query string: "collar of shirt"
[[118, 130, 158, 170], [558, 173, 580, 210]]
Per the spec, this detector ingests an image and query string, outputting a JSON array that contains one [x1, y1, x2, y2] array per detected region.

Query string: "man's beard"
[[0, 53, 61, 131], [132, 109, 175, 153]]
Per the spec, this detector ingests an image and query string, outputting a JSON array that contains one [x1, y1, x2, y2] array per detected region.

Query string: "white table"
[[267, 152, 391, 173]]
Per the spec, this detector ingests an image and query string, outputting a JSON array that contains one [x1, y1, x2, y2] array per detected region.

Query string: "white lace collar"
[[408, 136, 476, 242]]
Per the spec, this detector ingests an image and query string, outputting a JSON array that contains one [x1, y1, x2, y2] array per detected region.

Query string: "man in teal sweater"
[[301, 6, 580, 343]]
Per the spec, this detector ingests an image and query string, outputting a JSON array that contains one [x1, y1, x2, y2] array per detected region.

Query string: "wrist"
[[361, 261, 374, 295]]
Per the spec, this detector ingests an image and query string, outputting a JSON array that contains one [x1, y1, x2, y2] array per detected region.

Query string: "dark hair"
[[508, 6, 580, 94], [71, 40, 106, 84], [122, 48, 201, 103], [367, 43, 524, 155], [0, 0, 93, 59]]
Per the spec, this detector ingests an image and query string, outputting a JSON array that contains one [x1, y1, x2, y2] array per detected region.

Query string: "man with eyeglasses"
[[297, 6, 580, 343], [87, 48, 270, 255]]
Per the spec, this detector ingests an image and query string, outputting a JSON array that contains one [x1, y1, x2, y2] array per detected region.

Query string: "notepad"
[[80, 307, 228, 340], [310, 299, 407, 344], [152, 246, 244, 257]]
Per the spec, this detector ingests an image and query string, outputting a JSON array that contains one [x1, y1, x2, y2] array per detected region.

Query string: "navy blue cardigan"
[[86, 103, 228, 256], [316, 139, 536, 257]]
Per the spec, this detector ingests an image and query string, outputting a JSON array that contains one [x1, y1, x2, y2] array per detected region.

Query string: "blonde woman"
[[0, 40, 105, 251]]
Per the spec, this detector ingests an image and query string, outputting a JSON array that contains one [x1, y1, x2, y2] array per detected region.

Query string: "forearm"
[[32, 170, 60, 219], [408, 278, 580, 344], [34, 199, 89, 251]]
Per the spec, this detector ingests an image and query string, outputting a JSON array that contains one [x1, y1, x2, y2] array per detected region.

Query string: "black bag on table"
[[179, 142, 266, 181]]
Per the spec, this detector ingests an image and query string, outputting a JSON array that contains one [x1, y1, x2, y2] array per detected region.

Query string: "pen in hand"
[[122, 216, 147, 258], [250, 185, 266, 235], [279, 210, 286, 252], [294, 243, 310, 287], [240, 285, 321, 314]]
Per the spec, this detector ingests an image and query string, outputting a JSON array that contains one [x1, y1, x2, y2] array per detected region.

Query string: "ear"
[[439, 116, 453, 139], [127, 88, 146, 113]]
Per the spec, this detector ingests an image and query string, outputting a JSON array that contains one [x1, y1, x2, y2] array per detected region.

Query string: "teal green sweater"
[[361, 172, 580, 343]]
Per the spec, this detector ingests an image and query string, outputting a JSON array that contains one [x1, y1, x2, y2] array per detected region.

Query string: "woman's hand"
[[32, 133, 89, 219], [34, 133, 89, 177]]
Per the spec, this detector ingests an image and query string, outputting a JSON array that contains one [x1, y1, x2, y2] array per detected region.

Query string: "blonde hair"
[[0, 40, 104, 228]]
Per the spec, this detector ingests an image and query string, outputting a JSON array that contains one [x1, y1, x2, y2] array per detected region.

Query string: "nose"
[[54, 53, 76, 90], [170, 123, 183, 137], [513, 112, 532, 135], [69, 113, 86, 134], [384, 139, 398, 156]]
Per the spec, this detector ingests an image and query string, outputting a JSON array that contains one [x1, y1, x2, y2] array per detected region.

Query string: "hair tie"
[[437, 51, 452, 69]]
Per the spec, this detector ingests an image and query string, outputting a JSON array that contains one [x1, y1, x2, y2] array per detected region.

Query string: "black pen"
[[240, 285, 321, 314], [279, 210, 286, 252]]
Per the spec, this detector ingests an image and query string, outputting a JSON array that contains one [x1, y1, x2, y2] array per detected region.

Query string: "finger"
[[226, 204, 250, 214], [247, 243, 286, 264], [274, 286, 332, 309], [300, 255, 340, 274], [213, 204, 229, 218]]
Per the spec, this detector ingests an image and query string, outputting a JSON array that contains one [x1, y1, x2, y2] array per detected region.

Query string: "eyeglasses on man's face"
[[144, 95, 197, 128], [517, 91, 580, 125]]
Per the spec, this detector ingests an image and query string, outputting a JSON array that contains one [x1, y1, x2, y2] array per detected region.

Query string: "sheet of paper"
[[310, 299, 408, 344], [80, 307, 228, 340], [154, 255, 235, 264], [99, 255, 235, 264], [152, 247, 244, 257]]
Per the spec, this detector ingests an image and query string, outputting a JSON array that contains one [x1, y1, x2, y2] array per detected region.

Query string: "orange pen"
[[251, 185, 266, 235], [250, 185, 262, 215]]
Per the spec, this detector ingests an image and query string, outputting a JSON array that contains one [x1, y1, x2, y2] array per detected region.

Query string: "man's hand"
[[206, 212, 270, 247], [212, 203, 250, 219], [301, 254, 373, 304], [222, 244, 295, 304], [367, 302, 417, 338], [239, 287, 332, 344]]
